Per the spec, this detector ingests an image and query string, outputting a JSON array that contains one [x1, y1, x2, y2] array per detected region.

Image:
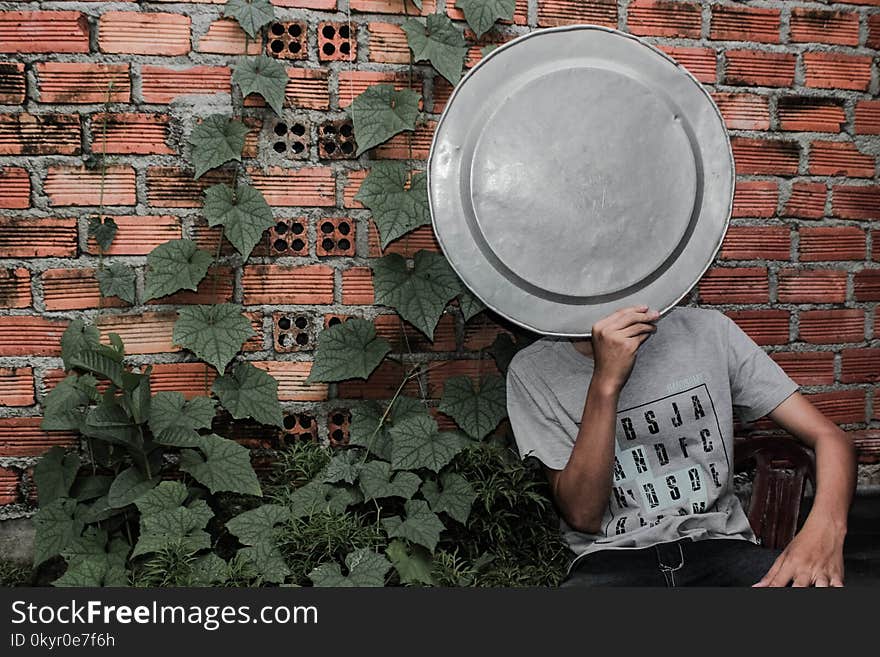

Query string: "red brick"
[[798, 309, 864, 344], [373, 120, 435, 160], [658, 46, 717, 83], [0, 61, 26, 104], [277, 0, 338, 8], [803, 52, 872, 91], [141, 65, 231, 104], [0, 316, 67, 356], [351, 0, 435, 14], [86, 215, 181, 255], [628, 1, 702, 38], [253, 361, 328, 401], [803, 389, 865, 424], [427, 359, 500, 398], [147, 266, 233, 306], [809, 141, 875, 178], [698, 267, 769, 303], [42, 268, 128, 311], [374, 313, 456, 353], [771, 351, 835, 386], [197, 18, 263, 55], [36, 62, 131, 103], [0, 367, 34, 406], [783, 182, 826, 219], [777, 268, 847, 303], [725, 310, 790, 345], [449, 0, 527, 25], [777, 96, 846, 133], [537, 0, 617, 28], [338, 70, 422, 109], [732, 180, 778, 217], [731, 138, 799, 176], [832, 185, 880, 221], [337, 359, 418, 399], [725, 50, 795, 87], [841, 348, 880, 384], [247, 166, 336, 206], [0, 217, 77, 257], [242, 264, 334, 305], [710, 5, 780, 43], [98, 11, 190, 55], [0, 417, 76, 457], [712, 92, 770, 130], [149, 363, 217, 399], [0, 11, 89, 54], [719, 226, 789, 260], [0, 166, 29, 208], [341, 267, 374, 305], [97, 312, 176, 355], [463, 315, 512, 351], [146, 166, 228, 208], [854, 269, 880, 301], [0, 467, 19, 504], [869, 14, 880, 50], [0, 113, 81, 155], [91, 113, 174, 155], [0, 267, 30, 309], [798, 226, 866, 262], [855, 100, 880, 136], [44, 164, 136, 206], [790, 9, 860, 46], [367, 221, 440, 257]]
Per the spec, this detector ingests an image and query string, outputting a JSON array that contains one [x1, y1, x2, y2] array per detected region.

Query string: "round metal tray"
[[427, 25, 733, 336]]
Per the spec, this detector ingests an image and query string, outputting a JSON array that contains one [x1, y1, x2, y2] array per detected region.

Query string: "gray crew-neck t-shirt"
[[505, 306, 799, 569]]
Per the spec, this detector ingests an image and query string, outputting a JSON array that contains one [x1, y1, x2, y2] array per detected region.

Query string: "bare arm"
[[753, 392, 856, 587], [545, 305, 660, 533]]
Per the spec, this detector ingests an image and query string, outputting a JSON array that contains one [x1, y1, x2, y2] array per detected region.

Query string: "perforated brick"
[[318, 21, 356, 61], [274, 312, 314, 352], [318, 119, 356, 159], [267, 21, 308, 60], [327, 409, 351, 447], [267, 217, 309, 256], [281, 411, 318, 445], [266, 116, 309, 160], [316, 217, 355, 256]]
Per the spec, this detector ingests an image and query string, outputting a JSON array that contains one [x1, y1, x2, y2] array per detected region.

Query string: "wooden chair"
[[733, 435, 816, 550]]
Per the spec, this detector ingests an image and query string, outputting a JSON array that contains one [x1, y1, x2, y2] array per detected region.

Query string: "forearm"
[[804, 428, 856, 534], [552, 377, 620, 532]]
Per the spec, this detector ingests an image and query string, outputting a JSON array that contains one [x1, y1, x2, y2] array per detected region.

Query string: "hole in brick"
[[338, 221, 351, 236], [291, 141, 305, 154], [274, 123, 287, 136], [340, 124, 352, 137], [331, 429, 344, 442], [339, 25, 350, 39], [292, 222, 305, 235], [338, 238, 351, 250], [332, 413, 346, 425], [322, 25, 336, 39], [278, 316, 291, 330], [341, 142, 354, 155], [324, 141, 336, 154], [295, 316, 308, 329], [299, 432, 312, 441], [320, 221, 334, 234], [292, 123, 306, 136], [278, 333, 289, 347], [289, 42, 301, 54], [296, 332, 309, 346], [275, 222, 288, 234], [271, 23, 285, 36], [322, 238, 335, 251], [292, 238, 305, 251], [301, 416, 312, 428], [323, 125, 337, 135], [273, 141, 287, 153], [340, 42, 350, 56], [288, 24, 302, 37], [323, 43, 336, 56], [283, 414, 297, 430], [270, 40, 284, 53], [273, 239, 288, 252], [328, 317, 342, 327]]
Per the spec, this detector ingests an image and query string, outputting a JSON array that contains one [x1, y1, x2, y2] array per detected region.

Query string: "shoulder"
[[507, 336, 562, 379], [660, 306, 730, 334]]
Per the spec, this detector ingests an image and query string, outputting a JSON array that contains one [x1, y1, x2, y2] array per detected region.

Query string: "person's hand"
[[753, 517, 846, 587], [590, 305, 660, 393]]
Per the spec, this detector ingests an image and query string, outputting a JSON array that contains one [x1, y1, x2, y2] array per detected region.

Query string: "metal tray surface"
[[427, 25, 734, 336]]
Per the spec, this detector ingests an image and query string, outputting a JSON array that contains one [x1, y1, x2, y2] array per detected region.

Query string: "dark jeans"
[[561, 537, 783, 587]]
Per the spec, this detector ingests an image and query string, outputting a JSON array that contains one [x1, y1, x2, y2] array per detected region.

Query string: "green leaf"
[[61, 319, 102, 371], [61, 526, 128, 569], [107, 466, 158, 509], [71, 475, 113, 502], [223, 0, 275, 39], [438, 374, 506, 440], [321, 450, 364, 485], [306, 318, 391, 383], [32, 498, 84, 567], [131, 506, 212, 559], [179, 435, 261, 497], [401, 14, 468, 86], [232, 54, 288, 116], [386, 539, 434, 586], [83, 400, 140, 447], [173, 304, 255, 374], [457, 287, 486, 322], [227, 504, 289, 546], [144, 239, 213, 301], [372, 250, 461, 340], [68, 349, 124, 388], [349, 396, 428, 461], [96, 263, 136, 305], [382, 499, 445, 552], [287, 481, 362, 519], [455, 0, 516, 38], [308, 548, 391, 587], [481, 43, 499, 57], [421, 472, 475, 524], [133, 481, 188, 517], [212, 362, 283, 428], [123, 368, 152, 425], [390, 413, 467, 473], [78, 495, 119, 524], [237, 543, 289, 584], [203, 183, 275, 260], [53, 555, 127, 587], [191, 553, 230, 586], [41, 374, 94, 431], [354, 162, 430, 248], [188, 114, 249, 179], [358, 460, 421, 502], [88, 215, 118, 252], [350, 83, 420, 156], [33, 446, 80, 506], [148, 391, 216, 442]]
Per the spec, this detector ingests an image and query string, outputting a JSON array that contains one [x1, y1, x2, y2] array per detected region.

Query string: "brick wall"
[[0, 0, 878, 517]]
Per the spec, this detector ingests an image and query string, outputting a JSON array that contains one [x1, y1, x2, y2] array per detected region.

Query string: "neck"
[[570, 338, 594, 359]]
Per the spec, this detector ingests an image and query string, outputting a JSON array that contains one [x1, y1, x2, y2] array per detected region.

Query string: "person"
[[505, 304, 857, 587]]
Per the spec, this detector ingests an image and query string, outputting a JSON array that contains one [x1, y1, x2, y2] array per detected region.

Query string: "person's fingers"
[[621, 322, 658, 337], [606, 309, 660, 332], [754, 553, 787, 587], [769, 561, 798, 587], [792, 572, 812, 588], [830, 576, 844, 587], [814, 576, 830, 588], [595, 305, 648, 330]]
